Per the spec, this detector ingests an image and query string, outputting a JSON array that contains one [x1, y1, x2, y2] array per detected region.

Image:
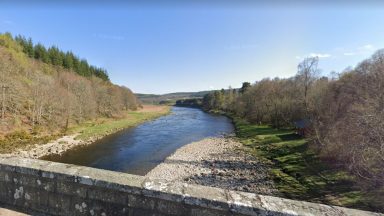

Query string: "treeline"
[[1, 32, 109, 81], [0, 33, 140, 137], [175, 98, 203, 108], [203, 53, 384, 189]]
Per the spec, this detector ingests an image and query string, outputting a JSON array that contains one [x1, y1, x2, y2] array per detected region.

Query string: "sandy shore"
[[146, 135, 277, 195]]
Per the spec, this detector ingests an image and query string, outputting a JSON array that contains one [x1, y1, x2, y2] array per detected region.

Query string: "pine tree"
[[34, 43, 50, 63], [26, 38, 34, 57], [48, 46, 62, 66], [63, 51, 74, 69], [9, 33, 110, 81]]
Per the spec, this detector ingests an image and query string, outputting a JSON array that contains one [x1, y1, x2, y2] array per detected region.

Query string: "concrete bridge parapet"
[[0, 157, 381, 216]]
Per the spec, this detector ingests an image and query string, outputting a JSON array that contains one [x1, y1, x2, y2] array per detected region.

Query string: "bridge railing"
[[0, 157, 380, 216]]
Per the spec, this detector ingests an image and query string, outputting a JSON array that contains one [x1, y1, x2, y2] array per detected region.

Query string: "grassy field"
[[233, 117, 382, 212], [68, 105, 171, 140]]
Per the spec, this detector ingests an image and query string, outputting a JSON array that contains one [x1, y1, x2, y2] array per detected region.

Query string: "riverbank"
[[0, 105, 170, 159], [147, 113, 383, 212], [233, 117, 383, 212], [146, 135, 277, 195]]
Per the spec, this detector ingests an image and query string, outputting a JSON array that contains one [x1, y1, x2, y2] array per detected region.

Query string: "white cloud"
[[296, 53, 331, 60], [342, 44, 375, 57], [343, 52, 356, 56], [309, 53, 331, 58], [209, 86, 214, 90], [359, 44, 374, 51], [297, 44, 376, 61]]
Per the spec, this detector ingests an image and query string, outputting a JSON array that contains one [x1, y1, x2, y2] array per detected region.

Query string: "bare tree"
[[297, 57, 319, 113], [0, 61, 11, 122]]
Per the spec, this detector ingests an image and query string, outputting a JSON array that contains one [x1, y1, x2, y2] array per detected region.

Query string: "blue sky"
[[1, 2, 384, 94]]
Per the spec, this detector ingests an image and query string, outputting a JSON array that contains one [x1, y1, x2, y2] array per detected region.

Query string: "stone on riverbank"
[[146, 136, 277, 195]]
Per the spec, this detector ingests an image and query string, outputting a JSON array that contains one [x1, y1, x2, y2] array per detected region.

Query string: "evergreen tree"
[[47, 46, 63, 66], [26, 38, 34, 58], [78, 59, 91, 77], [34, 43, 50, 63], [63, 51, 74, 69], [240, 82, 251, 94], [15, 35, 39, 60], [10, 33, 110, 81]]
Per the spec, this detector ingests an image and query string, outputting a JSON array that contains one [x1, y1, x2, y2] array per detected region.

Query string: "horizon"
[[1, 1, 384, 94]]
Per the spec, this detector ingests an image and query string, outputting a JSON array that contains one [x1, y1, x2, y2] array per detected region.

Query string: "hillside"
[[136, 91, 211, 104], [0, 33, 140, 141]]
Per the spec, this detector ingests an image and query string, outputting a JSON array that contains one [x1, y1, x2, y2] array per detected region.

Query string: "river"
[[43, 106, 234, 175]]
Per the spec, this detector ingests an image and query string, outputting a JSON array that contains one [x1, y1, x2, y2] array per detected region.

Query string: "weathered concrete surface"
[[0, 157, 381, 216]]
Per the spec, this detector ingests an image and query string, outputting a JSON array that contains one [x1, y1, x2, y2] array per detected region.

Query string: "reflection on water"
[[42, 106, 234, 175]]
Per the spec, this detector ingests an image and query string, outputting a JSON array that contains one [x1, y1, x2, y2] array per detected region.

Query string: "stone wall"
[[0, 157, 381, 216]]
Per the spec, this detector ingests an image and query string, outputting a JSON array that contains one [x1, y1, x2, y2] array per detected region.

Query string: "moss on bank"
[[233, 117, 383, 212]]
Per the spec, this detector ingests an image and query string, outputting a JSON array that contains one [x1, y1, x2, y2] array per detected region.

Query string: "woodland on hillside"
[[203, 53, 384, 193], [12, 33, 109, 81], [0, 33, 140, 139]]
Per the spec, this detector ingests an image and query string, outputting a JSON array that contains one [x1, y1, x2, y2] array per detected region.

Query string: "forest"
[[0, 33, 140, 140], [202, 53, 384, 193], [12, 33, 109, 81]]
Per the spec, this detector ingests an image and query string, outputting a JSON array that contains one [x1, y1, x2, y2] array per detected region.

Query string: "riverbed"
[[43, 107, 234, 175]]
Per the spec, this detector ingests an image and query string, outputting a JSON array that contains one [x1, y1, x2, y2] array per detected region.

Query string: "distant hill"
[[136, 91, 211, 104]]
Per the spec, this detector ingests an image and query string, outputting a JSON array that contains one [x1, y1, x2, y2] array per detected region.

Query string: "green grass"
[[233, 117, 383, 212], [69, 107, 170, 140]]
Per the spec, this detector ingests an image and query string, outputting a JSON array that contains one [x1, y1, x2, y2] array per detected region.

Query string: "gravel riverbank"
[[0, 134, 89, 159], [146, 135, 277, 195], [0, 126, 148, 159]]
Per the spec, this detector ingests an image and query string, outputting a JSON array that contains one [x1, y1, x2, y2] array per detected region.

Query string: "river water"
[[43, 107, 234, 175]]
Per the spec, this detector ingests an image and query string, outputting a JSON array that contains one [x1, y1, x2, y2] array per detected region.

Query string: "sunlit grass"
[[233, 117, 381, 211], [70, 106, 170, 140]]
